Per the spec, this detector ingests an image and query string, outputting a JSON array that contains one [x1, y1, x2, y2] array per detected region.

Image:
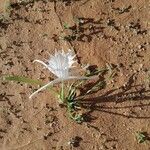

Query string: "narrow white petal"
[[33, 60, 49, 69], [34, 59, 59, 78], [29, 75, 97, 99], [29, 78, 62, 99], [64, 76, 98, 81]]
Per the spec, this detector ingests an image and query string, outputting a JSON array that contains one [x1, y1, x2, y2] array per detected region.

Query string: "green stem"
[[60, 81, 65, 103]]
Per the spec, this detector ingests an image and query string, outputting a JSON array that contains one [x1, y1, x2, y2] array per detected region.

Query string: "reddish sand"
[[0, 0, 149, 149]]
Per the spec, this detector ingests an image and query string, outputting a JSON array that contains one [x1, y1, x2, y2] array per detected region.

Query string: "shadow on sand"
[[77, 75, 150, 122]]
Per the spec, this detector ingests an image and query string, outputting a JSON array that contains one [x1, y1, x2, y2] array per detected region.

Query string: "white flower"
[[29, 49, 95, 99]]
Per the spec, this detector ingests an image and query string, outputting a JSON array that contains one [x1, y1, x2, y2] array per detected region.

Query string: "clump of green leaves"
[[66, 83, 84, 123], [0, 0, 11, 21], [60, 66, 110, 123], [3, 65, 113, 123], [136, 132, 149, 143]]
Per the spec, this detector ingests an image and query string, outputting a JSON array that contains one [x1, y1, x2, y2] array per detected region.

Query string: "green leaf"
[[136, 132, 147, 143], [63, 23, 70, 29], [4, 75, 43, 85], [69, 112, 84, 123], [3, 75, 59, 95]]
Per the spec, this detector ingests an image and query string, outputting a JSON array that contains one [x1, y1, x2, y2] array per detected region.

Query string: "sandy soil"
[[0, 0, 150, 149]]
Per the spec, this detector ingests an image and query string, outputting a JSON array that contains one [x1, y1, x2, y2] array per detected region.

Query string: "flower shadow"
[[77, 80, 150, 122]]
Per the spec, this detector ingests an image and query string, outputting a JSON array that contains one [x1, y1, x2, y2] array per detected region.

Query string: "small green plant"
[[3, 49, 113, 123], [0, 0, 11, 21], [136, 132, 149, 143], [4, 49, 106, 123], [66, 82, 84, 123], [63, 22, 70, 29]]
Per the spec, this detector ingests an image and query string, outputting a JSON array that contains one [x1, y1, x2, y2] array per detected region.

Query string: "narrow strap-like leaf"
[[4, 75, 43, 85]]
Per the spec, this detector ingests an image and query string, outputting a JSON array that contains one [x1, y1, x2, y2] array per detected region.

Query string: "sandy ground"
[[0, 0, 150, 149]]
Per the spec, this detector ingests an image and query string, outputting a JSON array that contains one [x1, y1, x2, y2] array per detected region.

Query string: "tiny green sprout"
[[42, 33, 48, 37], [136, 132, 147, 143], [63, 22, 70, 29], [69, 112, 84, 124], [72, 114, 84, 123], [0, 0, 11, 21]]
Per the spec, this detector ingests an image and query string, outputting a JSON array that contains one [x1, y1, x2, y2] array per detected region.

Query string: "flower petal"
[[29, 75, 97, 99], [29, 78, 62, 99], [63, 75, 98, 81], [33, 60, 49, 69], [34, 59, 58, 77]]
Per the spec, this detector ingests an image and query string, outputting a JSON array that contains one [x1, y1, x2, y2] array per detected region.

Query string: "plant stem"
[[60, 81, 65, 103]]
